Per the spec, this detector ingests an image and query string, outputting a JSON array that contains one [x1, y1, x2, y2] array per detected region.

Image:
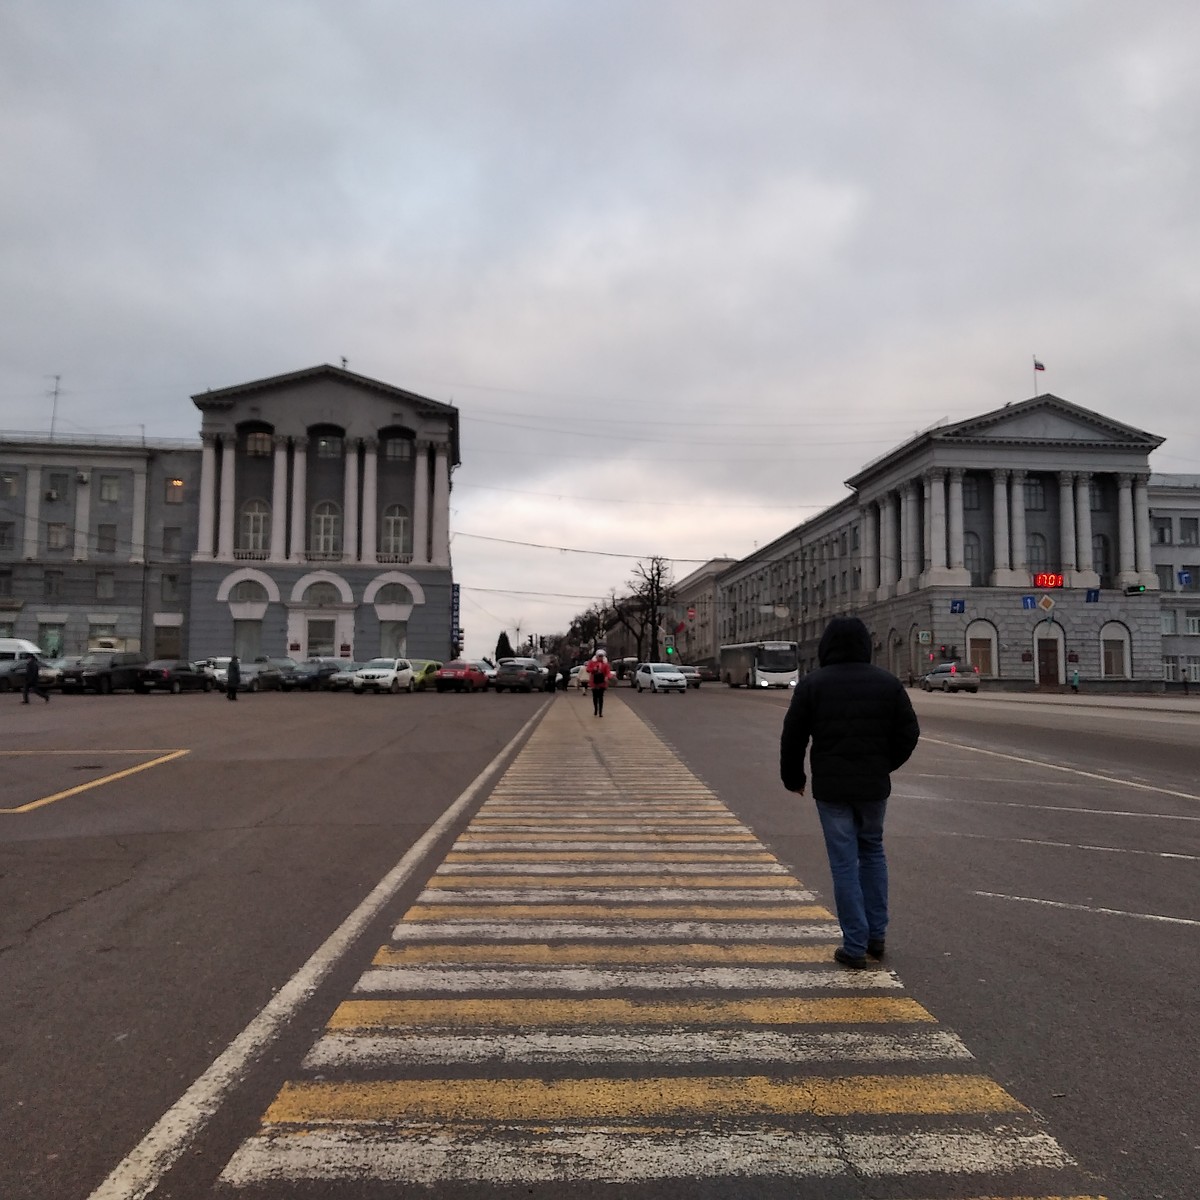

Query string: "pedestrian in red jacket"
[[587, 651, 612, 717]]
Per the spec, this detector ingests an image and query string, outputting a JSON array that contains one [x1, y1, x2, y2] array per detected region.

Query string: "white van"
[[0, 638, 44, 662]]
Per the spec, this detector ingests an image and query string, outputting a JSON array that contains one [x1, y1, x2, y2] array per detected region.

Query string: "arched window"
[[303, 581, 341, 606], [963, 531, 983, 586], [239, 499, 270, 553], [1027, 532, 1047, 572], [230, 579, 268, 602], [311, 501, 341, 556], [380, 504, 412, 557], [375, 582, 413, 605]]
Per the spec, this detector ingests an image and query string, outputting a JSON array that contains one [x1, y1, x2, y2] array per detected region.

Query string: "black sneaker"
[[866, 939, 886, 959], [833, 947, 867, 969]]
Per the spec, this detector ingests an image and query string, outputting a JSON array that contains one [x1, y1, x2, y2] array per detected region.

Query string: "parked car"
[[59, 651, 149, 694], [42, 655, 84, 688], [493, 657, 552, 693], [434, 660, 489, 692], [634, 662, 689, 694], [353, 658, 416, 694], [137, 660, 213, 694], [327, 661, 364, 690], [410, 659, 442, 691], [291, 659, 343, 691], [257, 656, 301, 690], [678, 665, 702, 688], [695, 664, 720, 683], [921, 661, 980, 693], [569, 664, 588, 690], [478, 659, 498, 687], [0, 656, 63, 691]]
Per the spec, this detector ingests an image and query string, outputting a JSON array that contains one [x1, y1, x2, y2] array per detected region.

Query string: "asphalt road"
[[0, 683, 1195, 1199]]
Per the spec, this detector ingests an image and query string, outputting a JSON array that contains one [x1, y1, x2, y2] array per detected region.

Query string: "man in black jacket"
[[780, 616, 920, 968]]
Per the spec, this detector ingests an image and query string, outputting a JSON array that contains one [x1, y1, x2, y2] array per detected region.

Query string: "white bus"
[[719, 640, 800, 688]]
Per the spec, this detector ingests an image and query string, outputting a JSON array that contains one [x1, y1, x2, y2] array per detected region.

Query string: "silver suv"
[[921, 662, 980, 693]]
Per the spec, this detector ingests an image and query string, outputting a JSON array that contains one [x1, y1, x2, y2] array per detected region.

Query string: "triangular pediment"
[[934, 394, 1162, 449]]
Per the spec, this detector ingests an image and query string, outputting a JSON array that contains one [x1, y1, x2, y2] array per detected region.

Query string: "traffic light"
[[1124, 583, 1146, 596], [939, 644, 948, 659], [665, 635, 675, 656]]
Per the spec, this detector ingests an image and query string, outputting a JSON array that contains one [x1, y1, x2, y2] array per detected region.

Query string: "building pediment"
[[934, 394, 1162, 450]]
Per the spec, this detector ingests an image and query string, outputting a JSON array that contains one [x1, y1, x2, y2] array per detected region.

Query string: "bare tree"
[[612, 556, 674, 661]]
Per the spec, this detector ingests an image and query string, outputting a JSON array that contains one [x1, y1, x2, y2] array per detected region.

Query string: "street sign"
[[1085, 589, 1100, 603], [1038, 594, 1056, 612], [1180, 571, 1193, 587], [949, 599, 965, 614], [1021, 595, 1037, 609], [686, 606, 696, 620], [918, 630, 931, 644]]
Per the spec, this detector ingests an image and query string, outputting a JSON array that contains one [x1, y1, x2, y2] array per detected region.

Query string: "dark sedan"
[[493, 657, 552, 693], [137, 660, 213, 694], [59, 651, 148, 694], [290, 660, 342, 691]]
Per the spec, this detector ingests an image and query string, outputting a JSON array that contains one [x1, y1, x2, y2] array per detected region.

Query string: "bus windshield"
[[758, 646, 798, 672]]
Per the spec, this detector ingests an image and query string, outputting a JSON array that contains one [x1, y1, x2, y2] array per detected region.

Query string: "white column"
[[990, 469, 1012, 584], [861, 503, 879, 595], [130, 466, 146, 563], [342, 438, 360, 563], [411, 440, 430, 566], [1010, 470, 1028, 575], [1134, 474, 1155, 586], [217, 438, 236, 561], [1057, 472, 1076, 582], [1116, 472, 1137, 586], [431, 442, 450, 567], [898, 482, 919, 593], [73, 472, 90, 560], [22, 466, 42, 559], [1074, 471, 1098, 587], [289, 437, 308, 563], [879, 492, 897, 594], [270, 436, 288, 562], [948, 469, 965, 569], [922, 477, 932, 574], [928, 470, 947, 571], [195, 435, 216, 560], [360, 438, 378, 565]]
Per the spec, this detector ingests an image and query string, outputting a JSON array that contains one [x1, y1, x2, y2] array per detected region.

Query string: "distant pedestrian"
[[1071, 667, 1080, 694], [226, 655, 241, 701], [587, 651, 612, 717], [22, 654, 50, 704], [559, 666, 570, 691], [780, 616, 920, 969]]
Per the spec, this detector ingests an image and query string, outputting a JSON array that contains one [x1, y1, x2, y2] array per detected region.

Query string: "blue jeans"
[[815, 798, 888, 958]]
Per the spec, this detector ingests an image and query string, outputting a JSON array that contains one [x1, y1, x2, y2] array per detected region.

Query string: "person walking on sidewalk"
[[21, 654, 50, 704], [779, 616, 920, 969], [587, 650, 612, 718], [226, 655, 241, 701]]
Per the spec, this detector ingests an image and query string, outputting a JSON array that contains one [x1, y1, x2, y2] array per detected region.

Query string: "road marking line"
[[939, 830, 1200, 862], [372, 942, 839, 965], [392, 919, 842, 940], [433, 862, 790, 874], [303, 1027, 973, 1067], [922, 735, 1200, 804], [404, 903, 834, 920], [0, 750, 190, 814], [353, 965, 903, 992], [83, 702, 552, 1200], [328, 995, 937, 1028], [415, 887, 815, 902], [974, 890, 1200, 926]]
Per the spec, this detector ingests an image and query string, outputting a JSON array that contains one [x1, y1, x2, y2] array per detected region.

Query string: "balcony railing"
[[376, 552, 413, 564], [233, 548, 270, 560], [305, 551, 344, 562]]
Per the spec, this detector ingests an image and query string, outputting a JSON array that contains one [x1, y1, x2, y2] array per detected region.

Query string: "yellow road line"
[[329, 996, 936, 1028], [443, 851, 779, 863], [404, 903, 834, 921], [425, 874, 805, 889], [457, 832, 759, 842], [373, 942, 840, 965], [0, 749, 190, 814], [265, 1073, 1022, 1123]]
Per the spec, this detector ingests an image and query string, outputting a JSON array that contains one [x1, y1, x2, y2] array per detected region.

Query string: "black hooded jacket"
[[780, 616, 920, 803]]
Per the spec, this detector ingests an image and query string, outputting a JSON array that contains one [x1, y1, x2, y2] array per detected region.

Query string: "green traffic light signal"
[[665, 645, 674, 655]]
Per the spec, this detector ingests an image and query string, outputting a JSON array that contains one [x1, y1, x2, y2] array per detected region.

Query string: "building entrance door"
[[1037, 638, 1060, 687]]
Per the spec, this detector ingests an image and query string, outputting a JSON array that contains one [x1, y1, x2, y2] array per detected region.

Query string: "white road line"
[[452, 841, 764, 851], [393, 920, 841, 940], [922, 735, 1200, 803], [938, 830, 1200, 861], [84, 703, 552, 1200], [220, 1126, 1073, 1185], [917, 795, 1200, 822], [433, 862, 791, 874], [973, 890, 1200, 926], [302, 1028, 974, 1067], [415, 888, 813, 903], [353, 966, 903, 992]]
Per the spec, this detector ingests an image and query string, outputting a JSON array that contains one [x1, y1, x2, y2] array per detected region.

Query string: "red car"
[[434, 660, 489, 692]]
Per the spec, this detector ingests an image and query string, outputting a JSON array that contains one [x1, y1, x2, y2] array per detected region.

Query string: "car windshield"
[[146, 660, 178, 669], [652, 664, 676, 673], [80, 654, 111, 666], [366, 658, 395, 667], [442, 661, 468, 670], [336, 662, 361, 672]]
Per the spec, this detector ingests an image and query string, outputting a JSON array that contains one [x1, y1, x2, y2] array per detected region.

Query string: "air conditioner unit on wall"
[[77, 473, 89, 484], [44, 489, 59, 501]]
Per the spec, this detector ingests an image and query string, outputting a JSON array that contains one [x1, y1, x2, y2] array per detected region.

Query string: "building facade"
[[715, 395, 1196, 690], [666, 557, 738, 665], [1150, 474, 1200, 686], [0, 364, 460, 663]]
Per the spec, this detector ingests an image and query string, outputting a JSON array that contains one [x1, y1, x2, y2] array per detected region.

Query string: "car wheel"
[[941, 681, 950, 692], [407, 678, 415, 693], [637, 684, 643, 692], [98, 676, 112, 695], [389, 679, 400, 694], [169, 680, 182, 695]]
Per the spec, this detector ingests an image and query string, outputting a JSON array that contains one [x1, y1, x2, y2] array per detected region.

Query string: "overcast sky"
[[4, 1, 1199, 657]]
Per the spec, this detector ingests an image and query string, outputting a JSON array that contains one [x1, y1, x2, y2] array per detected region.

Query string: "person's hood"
[[817, 616, 872, 666]]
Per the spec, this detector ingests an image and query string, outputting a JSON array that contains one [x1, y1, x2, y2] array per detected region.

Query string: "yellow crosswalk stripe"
[[404, 902, 834, 920], [371, 942, 839, 965]]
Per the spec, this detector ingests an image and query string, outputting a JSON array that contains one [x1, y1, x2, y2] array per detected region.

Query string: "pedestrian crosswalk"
[[218, 694, 1106, 1197]]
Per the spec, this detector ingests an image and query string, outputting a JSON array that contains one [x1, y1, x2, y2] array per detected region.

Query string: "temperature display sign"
[[1034, 573, 1065, 588]]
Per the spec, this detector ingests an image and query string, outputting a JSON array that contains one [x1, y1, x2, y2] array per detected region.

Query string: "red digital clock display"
[[1034, 573, 1065, 588]]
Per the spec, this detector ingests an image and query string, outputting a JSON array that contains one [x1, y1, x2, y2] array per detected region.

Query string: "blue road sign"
[[1086, 589, 1100, 603], [950, 599, 965, 614], [1021, 595, 1037, 610], [1179, 571, 1193, 587]]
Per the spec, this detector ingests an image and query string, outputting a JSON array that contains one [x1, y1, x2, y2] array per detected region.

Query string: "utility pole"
[[49, 374, 61, 438]]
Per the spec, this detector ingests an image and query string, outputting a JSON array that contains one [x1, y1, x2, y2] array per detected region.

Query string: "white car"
[[635, 662, 688, 693], [352, 657, 416, 694]]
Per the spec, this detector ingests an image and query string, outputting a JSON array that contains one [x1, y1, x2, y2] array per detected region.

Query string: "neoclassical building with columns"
[[717, 395, 1174, 689], [188, 364, 460, 663]]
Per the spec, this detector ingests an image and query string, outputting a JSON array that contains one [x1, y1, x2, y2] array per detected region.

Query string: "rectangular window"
[[246, 432, 272, 457], [385, 438, 413, 461], [1156, 564, 1175, 592], [39, 622, 65, 656], [48, 472, 69, 498], [1182, 565, 1200, 593], [89, 621, 116, 643], [0, 522, 14, 551], [1181, 517, 1199, 546], [1162, 609, 1178, 635], [95, 571, 115, 600], [1152, 517, 1173, 545], [1089, 481, 1108, 511], [162, 526, 182, 554], [164, 478, 184, 504], [1102, 639, 1126, 677], [47, 523, 68, 550], [96, 524, 117, 553], [0, 570, 11, 597], [0, 473, 17, 497], [1186, 611, 1200, 636], [315, 435, 343, 458], [961, 475, 980, 510], [161, 573, 179, 603], [1188, 656, 1200, 684], [1024, 477, 1046, 510], [44, 570, 62, 600], [1163, 656, 1178, 682], [98, 474, 120, 502]]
